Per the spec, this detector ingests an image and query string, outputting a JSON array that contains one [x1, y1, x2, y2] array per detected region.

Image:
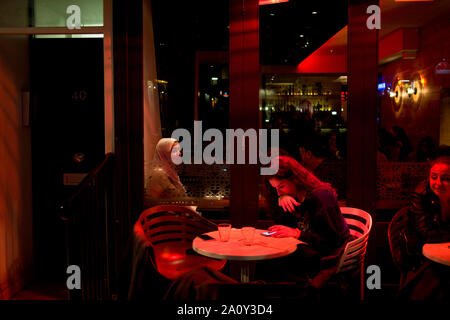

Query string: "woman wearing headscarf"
[[144, 138, 188, 207]]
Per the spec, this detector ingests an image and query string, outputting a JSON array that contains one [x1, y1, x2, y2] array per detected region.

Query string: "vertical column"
[[347, 0, 379, 299], [104, 0, 114, 154], [229, 0, 260, 227], [112, 0, 144, 267], [229, 0, 260, 281], [347, 0, 378, 213]]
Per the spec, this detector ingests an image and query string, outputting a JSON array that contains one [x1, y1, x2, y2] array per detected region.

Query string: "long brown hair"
[[267, 156, 337, 198]]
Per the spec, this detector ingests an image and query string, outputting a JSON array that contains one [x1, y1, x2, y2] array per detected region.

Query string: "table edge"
[[422, 242, 450, 267], [192, 238, 298, 261]]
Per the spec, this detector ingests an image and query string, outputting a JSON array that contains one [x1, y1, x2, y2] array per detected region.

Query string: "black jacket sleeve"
[[405, 181, 450, 257], [299, 194, 349, 255]]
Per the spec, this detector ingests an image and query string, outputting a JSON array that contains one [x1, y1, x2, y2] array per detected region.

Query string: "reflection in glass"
[[0, 0, 103, 28]]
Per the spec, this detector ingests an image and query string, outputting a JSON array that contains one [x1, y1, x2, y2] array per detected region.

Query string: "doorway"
[[30, 38, 105, 280]]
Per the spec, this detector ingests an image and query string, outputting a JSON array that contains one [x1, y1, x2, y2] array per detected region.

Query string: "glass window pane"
[[145, 0, 230, 220], [0, 1, 29, 28], [376, 0, 450, 213], [0, 0, 103, 28], [34, 0, 103, 27], [258, 1, 348, 221]]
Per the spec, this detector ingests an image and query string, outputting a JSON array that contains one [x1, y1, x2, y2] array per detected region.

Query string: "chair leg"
[[360, 263, 364, 301]]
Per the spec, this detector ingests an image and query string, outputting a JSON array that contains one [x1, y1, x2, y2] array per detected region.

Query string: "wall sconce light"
[[410, 78, 423, 104], [390, 85, 402, 102]]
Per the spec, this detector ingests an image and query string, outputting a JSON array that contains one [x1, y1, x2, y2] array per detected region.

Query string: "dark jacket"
[[275, 189, 351, 257], [397, 180, 450, 299], [404, 180, 450, 265]]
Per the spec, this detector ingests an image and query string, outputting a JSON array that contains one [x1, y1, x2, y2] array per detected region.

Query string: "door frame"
[[0, 0, 114, 154]]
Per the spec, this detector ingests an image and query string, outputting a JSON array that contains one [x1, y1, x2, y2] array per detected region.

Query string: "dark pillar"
[[347, 0, 379, 299], [113, 0, 144, 277], [229, 0, 260, 227], [229, 0, 260, 280]]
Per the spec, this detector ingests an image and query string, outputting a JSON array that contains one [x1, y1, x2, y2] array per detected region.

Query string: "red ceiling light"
[[259, 0, 289, 5]]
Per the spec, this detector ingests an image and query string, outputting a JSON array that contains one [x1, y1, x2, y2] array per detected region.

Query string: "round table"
[[422, 242, 450, 266], [193, 228, 302, 281]]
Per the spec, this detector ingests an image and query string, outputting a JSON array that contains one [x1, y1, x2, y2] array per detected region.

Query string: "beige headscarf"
[[145, 138, 187, 204]]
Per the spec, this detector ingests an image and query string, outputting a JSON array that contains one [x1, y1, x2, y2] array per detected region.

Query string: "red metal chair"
[[134, 205, 226, 280], [336, 207, 373, 300], [388, 207, 409, 290]]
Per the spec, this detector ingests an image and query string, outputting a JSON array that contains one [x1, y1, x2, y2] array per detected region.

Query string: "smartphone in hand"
[[261, 231, 277, 236]]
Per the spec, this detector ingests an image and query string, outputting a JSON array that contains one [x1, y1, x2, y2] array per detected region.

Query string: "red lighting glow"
[[420, 75, 426, 87], [161, 252, 185, 261], [395, 0, 433, 2], [259, 0, 289, 5], [296, 26, 347, 73]]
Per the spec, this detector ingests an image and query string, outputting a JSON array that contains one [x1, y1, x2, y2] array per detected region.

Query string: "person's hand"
[[268, 225, 301, 239], [278, 194, 301, 212]]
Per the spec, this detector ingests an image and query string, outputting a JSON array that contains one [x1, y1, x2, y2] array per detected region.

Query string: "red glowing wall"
[[379, 16, 450, 150]]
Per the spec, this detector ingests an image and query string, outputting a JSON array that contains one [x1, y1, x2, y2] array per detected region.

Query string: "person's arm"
[[268, 225, 300, 238], [299, 202, 347, 253], [406, 191, 450, 248], [278, 194, 301, 213]]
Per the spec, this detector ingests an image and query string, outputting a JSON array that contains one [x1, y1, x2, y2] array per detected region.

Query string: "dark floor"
[[11, 278, 68, 300], [9, 274, 399, 300]]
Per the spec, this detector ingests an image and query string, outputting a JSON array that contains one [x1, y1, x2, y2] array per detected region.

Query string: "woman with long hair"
[[398, 156, 450, 299], [258, 156, 350, 281]]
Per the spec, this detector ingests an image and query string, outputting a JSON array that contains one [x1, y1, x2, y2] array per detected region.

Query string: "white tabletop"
[[422, 242, 450, 266], [193, 228, 302, 261]]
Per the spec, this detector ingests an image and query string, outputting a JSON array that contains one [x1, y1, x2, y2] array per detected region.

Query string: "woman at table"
[[259, 155, 351, 281], [144, 138, 195, 210], [397, 156, 450, 299]]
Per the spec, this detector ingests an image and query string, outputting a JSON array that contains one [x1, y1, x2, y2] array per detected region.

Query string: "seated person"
[[324, 132, 344, 161], [145, 138, 195, 209], [378, 127, 402, 161], [299, 137, 346, 200], [257, 156, 351, 281], [298, 136, 328, 172], [413, 136, 436, 163], [397, 156, 450, 299], [392, 126, 413, 162]]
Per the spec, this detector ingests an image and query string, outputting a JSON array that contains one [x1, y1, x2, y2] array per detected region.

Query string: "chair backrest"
[[336, 207, 373, 273], [388, 207, 409, 272], [135, 205, 218, 269]]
